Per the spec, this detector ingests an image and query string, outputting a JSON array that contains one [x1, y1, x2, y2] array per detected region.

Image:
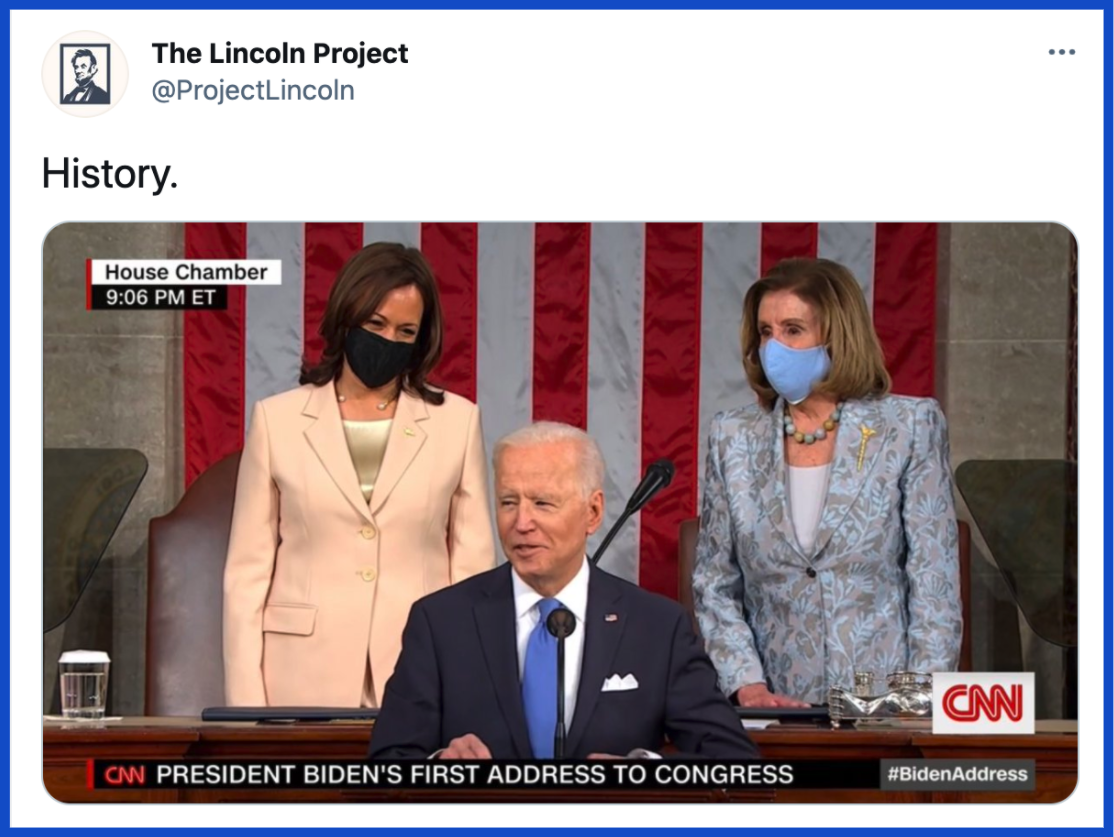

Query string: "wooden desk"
[[43, 718, 1076, 803]]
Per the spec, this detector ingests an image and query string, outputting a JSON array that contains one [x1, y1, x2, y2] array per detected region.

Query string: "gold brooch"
[[856, 425, 877, 471]]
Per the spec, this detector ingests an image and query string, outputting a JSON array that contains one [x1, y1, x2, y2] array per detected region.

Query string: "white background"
[[11, 8, 1105, 828]]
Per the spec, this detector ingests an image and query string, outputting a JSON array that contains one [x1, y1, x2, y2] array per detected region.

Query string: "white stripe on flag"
[[476, 223, 535, 562], [698, 223, 759, 492], [818, 222, 875, 306], [245, 222, 304, 427], [586, 223, 645, 583], [364, 223, 421, 249]]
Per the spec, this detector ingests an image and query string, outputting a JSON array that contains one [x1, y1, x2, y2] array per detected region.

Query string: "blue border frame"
[[1103, 0, 1111, 830], [10, 0, 1110, 829], [4, 1, 1110, 6]]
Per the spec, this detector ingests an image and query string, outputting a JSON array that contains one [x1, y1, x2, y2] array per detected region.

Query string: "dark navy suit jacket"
[[63, 83, 110, 104], [369, 562, 759, 759]]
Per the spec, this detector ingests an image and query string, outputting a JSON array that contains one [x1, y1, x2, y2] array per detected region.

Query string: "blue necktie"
[[521, 598, 564, 759]]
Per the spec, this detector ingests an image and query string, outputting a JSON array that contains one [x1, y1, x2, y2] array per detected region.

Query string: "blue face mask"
[[758, 339, 831, 405]]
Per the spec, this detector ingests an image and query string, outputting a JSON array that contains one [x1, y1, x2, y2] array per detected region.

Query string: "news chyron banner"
[[87, 759, 1037, 796], [85, 258, 280, 310]]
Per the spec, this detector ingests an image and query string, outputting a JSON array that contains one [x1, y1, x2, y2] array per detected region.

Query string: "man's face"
[[72, 57, 96, 84], [496, 441, 604, 590]]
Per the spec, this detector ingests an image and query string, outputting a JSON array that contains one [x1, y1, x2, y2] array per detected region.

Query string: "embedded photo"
[[42, 222, 1077, 803]]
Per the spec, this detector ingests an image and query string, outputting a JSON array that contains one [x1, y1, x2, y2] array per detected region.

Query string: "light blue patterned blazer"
[[692, 395, 962, 704]]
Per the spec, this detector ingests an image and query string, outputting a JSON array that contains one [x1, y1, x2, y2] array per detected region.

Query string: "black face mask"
[[344, 327, 415, 390]]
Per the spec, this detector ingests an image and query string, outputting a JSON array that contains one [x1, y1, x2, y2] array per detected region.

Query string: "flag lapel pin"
[[604, 613, 619, 622]]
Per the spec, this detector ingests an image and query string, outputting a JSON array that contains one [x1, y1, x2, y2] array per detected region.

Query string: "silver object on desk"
[[828, 671, 934, 728]]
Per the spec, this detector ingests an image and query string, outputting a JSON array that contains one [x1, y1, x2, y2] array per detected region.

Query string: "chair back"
[[145, 452, 241, 715]]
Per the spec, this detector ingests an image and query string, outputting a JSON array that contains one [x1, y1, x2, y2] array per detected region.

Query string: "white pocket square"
[[601, 673, 639, 692]]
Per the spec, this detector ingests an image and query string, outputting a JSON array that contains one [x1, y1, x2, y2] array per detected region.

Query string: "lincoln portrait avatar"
[[62, 48, 110, 104]]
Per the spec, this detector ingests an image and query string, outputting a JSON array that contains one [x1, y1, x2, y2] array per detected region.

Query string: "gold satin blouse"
[[342, 419, 392, 502]]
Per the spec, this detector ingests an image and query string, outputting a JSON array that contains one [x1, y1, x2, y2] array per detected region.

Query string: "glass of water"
[[58, 650, 110, 720]]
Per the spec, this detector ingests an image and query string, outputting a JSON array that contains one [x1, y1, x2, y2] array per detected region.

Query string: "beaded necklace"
[[783, 402, 843, 445]]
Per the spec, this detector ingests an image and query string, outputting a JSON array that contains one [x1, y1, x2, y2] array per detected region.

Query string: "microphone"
[[546, 607, 577, 640], [624, 459, 675, 515], [589, 459, 676, 566], [546, 607, 577, 760]]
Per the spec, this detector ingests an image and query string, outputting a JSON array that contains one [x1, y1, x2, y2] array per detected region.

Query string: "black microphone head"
[[651, 458, 675, 486], [545, 607, 577, 640], [624, 458, 678, 515]]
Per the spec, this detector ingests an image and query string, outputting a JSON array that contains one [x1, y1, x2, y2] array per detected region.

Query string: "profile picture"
[[59, 44, 111, 105], [42, 31, 128, 117]]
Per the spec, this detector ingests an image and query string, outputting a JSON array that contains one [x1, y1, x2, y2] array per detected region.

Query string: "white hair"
[[493, 421, 605, 498]]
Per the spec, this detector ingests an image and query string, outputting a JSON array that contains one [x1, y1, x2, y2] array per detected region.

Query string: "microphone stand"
[[590, 459, 675, 567], [589, 510, 632, 567], [555, 634, 567, 760], [546, 607, 577, 760]]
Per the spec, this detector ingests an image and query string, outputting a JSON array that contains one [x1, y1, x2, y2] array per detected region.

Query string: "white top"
[[511, 555, 590, 725], [788, 464, 831, 554]]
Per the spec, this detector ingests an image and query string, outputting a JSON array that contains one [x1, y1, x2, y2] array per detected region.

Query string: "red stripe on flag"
[[85, 259, 92, 310], [532, 223, 591, 428], [303, 223, 363, 366], [183, 223, 246, 487], [760, 223, 819, 275], [873, 223, 937, 397], [422, 223, 479, 402], [640, 223, 702, 599]]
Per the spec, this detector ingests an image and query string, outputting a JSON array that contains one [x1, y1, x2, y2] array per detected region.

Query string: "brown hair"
[[741, 258, 891, 410], [299, 242, 445, 405]]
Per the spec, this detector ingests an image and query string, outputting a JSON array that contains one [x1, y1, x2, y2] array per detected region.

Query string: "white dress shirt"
[[511, 555, 589, 725]]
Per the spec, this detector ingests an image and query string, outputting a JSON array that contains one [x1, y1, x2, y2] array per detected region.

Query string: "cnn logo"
[[91, 762, 148, 788], [943, 684, 1023, 722], [932, 673, 1035, 734], [105, 765, 146, 785]]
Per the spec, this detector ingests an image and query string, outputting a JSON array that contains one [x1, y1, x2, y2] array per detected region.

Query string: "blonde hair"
[[741, 258, 891, 410], [493, 422, 605, 498]]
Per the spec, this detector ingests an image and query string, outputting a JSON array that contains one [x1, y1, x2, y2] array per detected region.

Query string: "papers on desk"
[[854, 718, 932, 729], [741, 719, 778, 729], [738, 717, 1077, 732]]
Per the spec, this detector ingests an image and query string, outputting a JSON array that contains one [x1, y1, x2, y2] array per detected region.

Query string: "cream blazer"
[[222, 381, 496, 707]]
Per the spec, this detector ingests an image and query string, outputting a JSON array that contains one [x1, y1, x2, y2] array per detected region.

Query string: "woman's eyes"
[[367, 321, 417, 339]]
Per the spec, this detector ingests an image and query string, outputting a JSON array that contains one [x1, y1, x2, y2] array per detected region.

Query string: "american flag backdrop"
[[183, 222, 937, 598]]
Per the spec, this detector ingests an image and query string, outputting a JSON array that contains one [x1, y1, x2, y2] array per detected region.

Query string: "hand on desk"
[[735, 683, 810, 708], [439, 734, 492, 759]]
